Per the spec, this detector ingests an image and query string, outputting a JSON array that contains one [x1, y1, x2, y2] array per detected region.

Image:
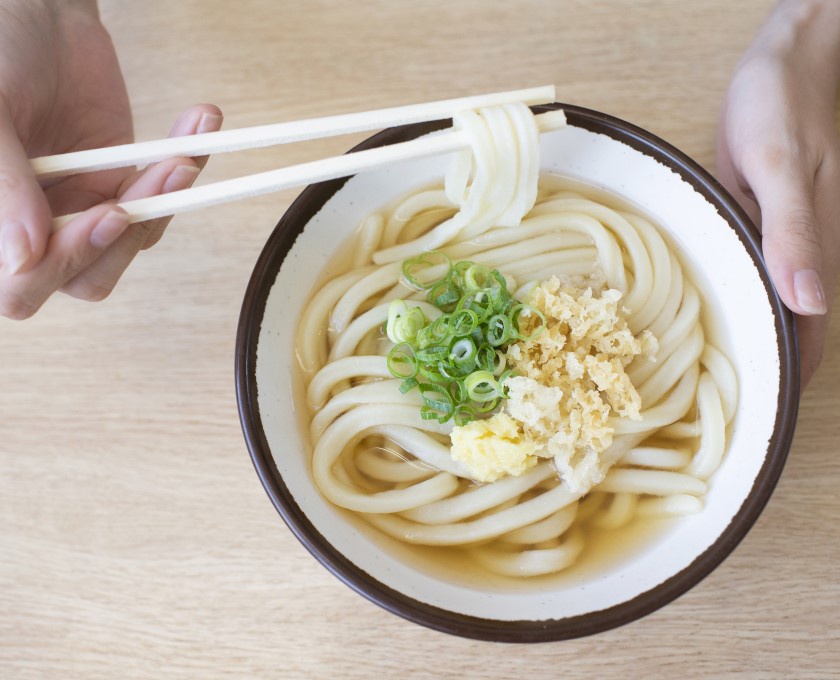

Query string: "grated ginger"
[[450, 413, 538, 483], [450, 277, 657, 492]]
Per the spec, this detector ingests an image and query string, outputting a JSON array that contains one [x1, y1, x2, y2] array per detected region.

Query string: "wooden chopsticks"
[[37, 85, 562, 231]]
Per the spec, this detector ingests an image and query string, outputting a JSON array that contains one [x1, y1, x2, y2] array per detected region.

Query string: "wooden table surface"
[[2, 1, 838, 677]]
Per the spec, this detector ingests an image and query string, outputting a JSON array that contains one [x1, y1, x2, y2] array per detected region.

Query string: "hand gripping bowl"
[[235, 103, 799, 642]]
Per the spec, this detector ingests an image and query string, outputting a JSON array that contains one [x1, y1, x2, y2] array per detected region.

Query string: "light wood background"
[[2, 1, 838, 677]]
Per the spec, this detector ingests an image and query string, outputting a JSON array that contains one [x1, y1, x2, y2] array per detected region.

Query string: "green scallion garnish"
[[383, 252, 546, 426]]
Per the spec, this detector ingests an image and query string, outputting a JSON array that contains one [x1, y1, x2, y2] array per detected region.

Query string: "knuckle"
[[62, 277, 114, 303], [0, 168, 23, 205], [759, 144, 789, 173], [82, 283, 112, 303], [741, 142, 803, 178], [55, 243, 99, 284], [132, 219, 157, 240], [0, 168, 19, 193], [766, 144, 800, 172], [107, 220, 155, 252], [738, 127, 823, 182], [762, 206, 823, 257], [0, 290, 39, 320], [785, 207, 820, 240], [140, 223, 167, 250]]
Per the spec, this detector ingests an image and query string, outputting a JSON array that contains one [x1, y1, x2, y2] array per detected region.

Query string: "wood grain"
[[1, 1, 838, 677]]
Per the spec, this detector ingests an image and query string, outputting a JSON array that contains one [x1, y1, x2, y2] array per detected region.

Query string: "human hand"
[[717, 0, 840, 387], [0, 0, 222, 319]]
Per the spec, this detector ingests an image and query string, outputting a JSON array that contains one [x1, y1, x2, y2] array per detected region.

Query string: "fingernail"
[[163, 164, 201, 193], [0, 220, 32, 275], [793, 269, 828, 315], [197, 112, 223, 134], [90, 210, 130, 248]]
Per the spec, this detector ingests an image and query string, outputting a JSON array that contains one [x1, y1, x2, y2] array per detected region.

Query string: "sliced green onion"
[[429, 315, 451, 340], [399, 377, 419, 394], [485, 313, 513, 347], [490, 269, 509, 291], [386, 342, 418, 379], [386, 300, 427, 344], [419, 382, 452, 402], [474, 397, 500, 413], [385, 300, 407, 343], [449, 337, 477, 367], [453, 260, 472, 281], [415, 326, 434, 349], [497, 370, 515, 398], [419, 383, 454, 422], [386, 254, 535, 425], [416, 345, 448, 363], [419, 364, 450, 384], [464, 263, 491, 291], [510, 303, 547, 341], [476, 343, 495, 373], [402, 252, 452, 290], [449, 380, 468, 403], [450, 308, 479, 336], [427, 279, 459, 309], [493, 350, 507, 376], [433, 289, 460, 308], [438, 361, 466, 381], [453, 404, 476, 426], [464, 370, 500, 402], [456, 289, 494, 323]]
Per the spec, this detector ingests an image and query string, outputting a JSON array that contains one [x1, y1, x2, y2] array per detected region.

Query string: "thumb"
[[749, 154, 828, 316], [0, 102, 52, 275]]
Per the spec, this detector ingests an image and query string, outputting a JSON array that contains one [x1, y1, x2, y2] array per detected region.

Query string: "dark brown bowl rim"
[[235, 103, 799, 642]]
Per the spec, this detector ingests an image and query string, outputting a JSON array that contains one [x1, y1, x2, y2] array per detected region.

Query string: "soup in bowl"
[[236, 103, 798, 641]]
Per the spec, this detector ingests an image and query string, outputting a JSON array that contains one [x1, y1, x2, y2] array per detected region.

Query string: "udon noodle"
[[296, 103, 737, 579]]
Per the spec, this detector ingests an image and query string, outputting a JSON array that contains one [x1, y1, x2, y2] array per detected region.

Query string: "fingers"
[[0, 204, 130, 319], [167, 103, 223, 170], [717, 48, 839, 388], [715, 117, 761, 226], [0, 102, 53, 275], [60, 103, 223, 301], [117, 103, 222, 197], [796, 312, 830, 389], [59, 157, 201, 301], [736, 144, 838, 388], [136, 103, 222, 250], [1, 103, 222, 318], [744, 149, 830, 387], [742, 147, 828, 317], [117, 157, 201, 251], [136, 165, 200, 251]]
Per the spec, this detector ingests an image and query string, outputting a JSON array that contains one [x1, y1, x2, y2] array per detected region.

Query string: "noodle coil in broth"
[[296, 103, 737, 579]]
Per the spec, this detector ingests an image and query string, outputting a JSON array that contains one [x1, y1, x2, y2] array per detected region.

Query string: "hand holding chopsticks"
[[3, 79, 560, 320], [0, 0, 234, 319], [0, 103, 225, 319]]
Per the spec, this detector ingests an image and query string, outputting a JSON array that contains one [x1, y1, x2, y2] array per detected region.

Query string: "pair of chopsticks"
[[33, 85, 564, 231]]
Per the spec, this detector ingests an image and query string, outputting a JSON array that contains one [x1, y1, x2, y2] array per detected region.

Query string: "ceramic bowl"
[[236, 103, 798, 641]]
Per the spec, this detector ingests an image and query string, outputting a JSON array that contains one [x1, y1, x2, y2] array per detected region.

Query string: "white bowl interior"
[[255, 124, 780, 621]]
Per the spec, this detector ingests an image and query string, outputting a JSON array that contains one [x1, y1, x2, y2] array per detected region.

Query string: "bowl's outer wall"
[[235, 104, 799, 642]]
